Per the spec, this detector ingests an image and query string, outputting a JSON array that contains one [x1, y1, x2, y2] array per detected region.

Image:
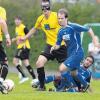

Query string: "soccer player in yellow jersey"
[[12, 16, 36, 84], [0, 6, 11, 94], [20, 0, 67, 90]]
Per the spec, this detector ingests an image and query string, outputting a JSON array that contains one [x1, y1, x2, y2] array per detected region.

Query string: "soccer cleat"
[[36, 86, 46, 91], [82, 83, 90, 92], [19, 77, 29, 84], [0, 82, 8, 94]]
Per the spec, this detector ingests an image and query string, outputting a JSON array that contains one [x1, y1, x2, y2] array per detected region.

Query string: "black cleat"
[[36, 86, 46, 91], [32, 84, 38, 88], [0, 82, 8, 94], [82, 84, 90, 92]]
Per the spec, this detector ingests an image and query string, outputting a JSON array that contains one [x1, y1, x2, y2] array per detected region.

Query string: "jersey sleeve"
[[86, 71, 92, 83], [71, 23, 90, 33], [56, 29, 63, 45]]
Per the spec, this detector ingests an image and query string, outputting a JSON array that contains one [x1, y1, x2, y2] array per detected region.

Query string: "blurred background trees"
[[0, 0, 100, 69]]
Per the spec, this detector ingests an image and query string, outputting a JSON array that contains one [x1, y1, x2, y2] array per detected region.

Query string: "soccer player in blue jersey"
[[74, 55, 94, 92], [32, 55, 94, 92], [50, 8, 99, 92], [49, 55, 94, 92]]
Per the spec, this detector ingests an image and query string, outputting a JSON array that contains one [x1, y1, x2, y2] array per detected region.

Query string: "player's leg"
[[36, 55, 47, 90], [13, 49, 27, 78], [71, 70, 89, 92], [13, 57, 26, 78], [69, 53, 89, 92], [0, 44, 8, 94], [0, 43, 8, 81], [36, 44, 54, 90], [22, 48, 36, 80], [23, 59, 36, 79], [32, 73, 61, 88], [0, 61, 8, 80], [59, 63, 74, 88]]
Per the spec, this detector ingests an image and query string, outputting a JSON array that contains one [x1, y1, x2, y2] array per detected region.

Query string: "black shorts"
[[15, 48, 30, 60], [0, 42, 7, 62], [40, 44, 67, 63]]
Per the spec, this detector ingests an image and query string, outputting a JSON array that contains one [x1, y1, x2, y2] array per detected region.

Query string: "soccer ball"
[[31, 79, 39, 88], [3, 79, 15, 92]]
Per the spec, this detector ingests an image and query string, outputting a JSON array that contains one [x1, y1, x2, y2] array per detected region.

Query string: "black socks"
[[37, 67, 45, 88], [0, 64, 8, 80], [26, 65, 36, 79]]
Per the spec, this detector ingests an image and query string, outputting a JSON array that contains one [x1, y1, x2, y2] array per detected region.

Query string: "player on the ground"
[[32, 55, 94, 92]]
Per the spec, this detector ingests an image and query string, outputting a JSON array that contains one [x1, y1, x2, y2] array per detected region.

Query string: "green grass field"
[[0, 73, 100, 100]]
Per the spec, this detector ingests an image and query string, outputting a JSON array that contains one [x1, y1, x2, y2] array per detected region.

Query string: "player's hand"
[[50, 46, 55, 53], [94, 43, 100, 48], [17, 37, 25, 44], [11, 38, 16, 43], [6, 38, 11, 47], [50, 45, 60, 53]]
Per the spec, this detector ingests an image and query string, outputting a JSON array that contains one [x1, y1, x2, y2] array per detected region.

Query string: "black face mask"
[[41, 6, 50, 10], [41, 5, 50, 11]]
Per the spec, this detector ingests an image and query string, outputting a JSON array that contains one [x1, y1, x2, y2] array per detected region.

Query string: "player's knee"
[[59, 64, 67, 72], [36, 60, 45, 68], [23, 60, 29, 66]]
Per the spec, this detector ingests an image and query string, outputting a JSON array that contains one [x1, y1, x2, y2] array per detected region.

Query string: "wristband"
[[5, 34, 10, 39]]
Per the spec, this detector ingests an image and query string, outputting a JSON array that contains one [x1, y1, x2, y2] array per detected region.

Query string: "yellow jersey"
[[15, 24, 30, 49], [34, 11, 64, 46], [0, 6, 7, 41]]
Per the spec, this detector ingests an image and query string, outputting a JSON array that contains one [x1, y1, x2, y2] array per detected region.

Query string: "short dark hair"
[[15, 16, 22, 20], [41, 0, 51, 10], [86, 55, 94, 64], [58, 8, 68, 18], [42, 0, 50, 3]]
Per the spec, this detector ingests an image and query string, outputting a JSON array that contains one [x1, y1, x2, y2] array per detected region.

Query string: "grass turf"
[[0, 73, 100, 100]]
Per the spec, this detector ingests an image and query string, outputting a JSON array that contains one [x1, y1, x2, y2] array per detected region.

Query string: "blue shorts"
[[63, 51, 84, 71]]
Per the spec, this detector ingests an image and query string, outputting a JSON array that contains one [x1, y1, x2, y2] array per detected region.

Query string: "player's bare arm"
[[0, 18, 11, 47], [88, 28, 100, 48], [20, 27, 37, 42]]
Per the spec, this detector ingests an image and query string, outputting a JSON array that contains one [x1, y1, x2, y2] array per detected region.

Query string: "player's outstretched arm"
[[88, 28, 100, 48], [22, 27, 37, 41], [0, 19, 11, 47]]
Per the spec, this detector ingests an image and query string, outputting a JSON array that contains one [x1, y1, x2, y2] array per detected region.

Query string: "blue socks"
[[45, 75, 55, 83], [61, 72, 76, 87]]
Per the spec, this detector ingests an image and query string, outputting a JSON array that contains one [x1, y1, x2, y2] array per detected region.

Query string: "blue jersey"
[[78, 65, 92, 83], [56, 23, 89, 57], [54, 66, 91, 92]]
